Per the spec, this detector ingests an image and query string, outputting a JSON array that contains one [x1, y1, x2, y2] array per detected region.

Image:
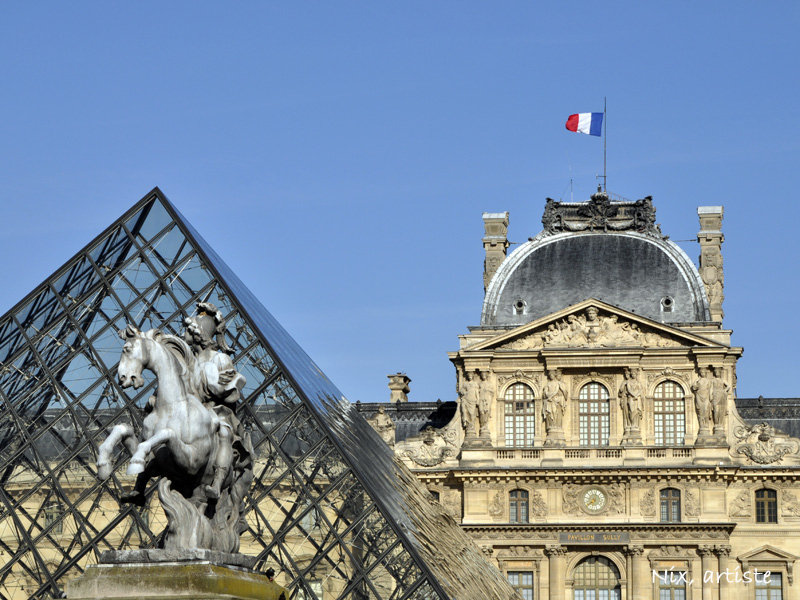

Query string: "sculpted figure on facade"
[[618, 367, 644, 442], [710, 366, 729, 436], [458, 369, 479, 435], [701, 247, 724, 307], [369, 406, 396, 446], [692, 367, 713, 438], [476, 370, 494, 437], [542, 369, 568, 446]]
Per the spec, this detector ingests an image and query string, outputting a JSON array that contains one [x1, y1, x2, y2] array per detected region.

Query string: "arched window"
[[654, 380, 686, 446], [579, 382, 610, 446], [573, 556, 621, 600], [756, 489, 778, 523], [504, 383, 535, 447], [509, 489, 529, 523], [660, 488, 681, 523]]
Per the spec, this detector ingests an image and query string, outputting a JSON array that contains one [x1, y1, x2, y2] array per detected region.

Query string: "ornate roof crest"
[[540, 191, 665, 238]]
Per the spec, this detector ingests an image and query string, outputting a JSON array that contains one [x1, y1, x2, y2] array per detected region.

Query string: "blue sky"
[[1, 3, 799, 403]]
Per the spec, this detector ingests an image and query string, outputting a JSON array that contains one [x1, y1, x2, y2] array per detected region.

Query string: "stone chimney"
[[697, 206, 724, 322], [482, 212, 510, 292], [388, 373, 411, 402]]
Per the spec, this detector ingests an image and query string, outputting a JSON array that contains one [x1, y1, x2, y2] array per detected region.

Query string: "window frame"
[[509, 489, 529, 524], [504, 382, 536, 447], [755, 489, 778, 524], [653, 380, 686, 446], [578, 382, 610, 446], [660, 487, 682, 523]]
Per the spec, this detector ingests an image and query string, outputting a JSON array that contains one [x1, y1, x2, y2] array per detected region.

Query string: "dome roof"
[[481, 196, 710, 327]]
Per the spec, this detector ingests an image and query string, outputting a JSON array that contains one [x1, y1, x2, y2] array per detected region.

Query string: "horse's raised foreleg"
[[97, 423, 135, 480], [128, 428, 176, 475]]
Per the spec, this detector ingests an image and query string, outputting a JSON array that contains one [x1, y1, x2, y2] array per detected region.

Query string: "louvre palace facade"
[[0, 189, 521, 600], [360, 193, 800, 600]]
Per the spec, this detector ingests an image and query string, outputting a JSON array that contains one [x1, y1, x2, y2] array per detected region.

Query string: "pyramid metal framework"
[[0, 189, 517, 600]]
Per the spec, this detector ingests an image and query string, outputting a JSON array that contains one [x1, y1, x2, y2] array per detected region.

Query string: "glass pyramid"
[[0, 189, 517, 600]]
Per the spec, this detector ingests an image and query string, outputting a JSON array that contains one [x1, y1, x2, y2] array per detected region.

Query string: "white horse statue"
[[97, 325, 249, 552]]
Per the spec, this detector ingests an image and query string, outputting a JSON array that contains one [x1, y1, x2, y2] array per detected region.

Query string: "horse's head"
[[118, 325, 147, 389]]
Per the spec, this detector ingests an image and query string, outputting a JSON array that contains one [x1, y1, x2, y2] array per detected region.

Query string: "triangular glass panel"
[[0, 188, 519, 599]]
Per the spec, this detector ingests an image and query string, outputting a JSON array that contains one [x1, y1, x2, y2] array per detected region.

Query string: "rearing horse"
[[97, 325, 220, 500]]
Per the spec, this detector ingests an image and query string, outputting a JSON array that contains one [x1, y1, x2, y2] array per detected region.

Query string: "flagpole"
[[603, 97, 607, 192]]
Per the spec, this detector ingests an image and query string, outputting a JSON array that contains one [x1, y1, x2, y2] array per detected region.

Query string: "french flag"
[[565, 112, 603, 136]]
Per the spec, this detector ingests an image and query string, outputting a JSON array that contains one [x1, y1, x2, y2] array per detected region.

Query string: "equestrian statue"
[[96, 302, 253, 553]]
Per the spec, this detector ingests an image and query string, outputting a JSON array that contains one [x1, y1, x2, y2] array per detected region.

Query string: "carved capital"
[[624, 545, 644, 557], [545, 545, 568, 557], [714, 544, 732, 557], [697, 545, 715, 557]]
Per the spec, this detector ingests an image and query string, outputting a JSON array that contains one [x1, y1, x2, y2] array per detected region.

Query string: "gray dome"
[[481, 230, 710, 327]]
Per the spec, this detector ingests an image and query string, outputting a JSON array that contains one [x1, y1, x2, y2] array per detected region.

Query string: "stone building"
[[361, 192, 800, 600]]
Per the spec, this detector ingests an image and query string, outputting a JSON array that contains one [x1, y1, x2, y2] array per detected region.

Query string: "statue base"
[[67, 555, 288, 600]]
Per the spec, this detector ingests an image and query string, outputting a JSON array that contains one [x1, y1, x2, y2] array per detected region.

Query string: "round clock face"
[[583, 488, 607, 512]]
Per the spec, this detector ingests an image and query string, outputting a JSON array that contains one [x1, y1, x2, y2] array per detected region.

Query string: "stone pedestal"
[[67, 554, 288, 600], [623, 446, 646, 466]]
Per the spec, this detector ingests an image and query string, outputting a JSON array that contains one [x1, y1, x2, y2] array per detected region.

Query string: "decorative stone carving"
[[489, 492, 504, 519], [647, 367, 690, 388], [476, 370, 494, 437], [619, 367, 644, 445], [710, 366, 729, 437], [734, 422, 799, 464], [443, 491, 462, 521], [684, 490, 700, 517], [540, 192, 663, 238], [782, 491, 800, 518], [562, 484, 581, 516], [640, 488, 656, 517], [367, 406, 396, 446], [729, 489, 752, 517], [542, 369, 568, 446], [608, 484, 625, 515], [649, 545, 695, 559], [498, 307, 683, 351], [403, 426, 457, 467], [458, 369, 479, 435], [498, 370, 540, 387], [529, 490, 548, 518], [97, 302, 253, 554], [692, 367, 713, 439]]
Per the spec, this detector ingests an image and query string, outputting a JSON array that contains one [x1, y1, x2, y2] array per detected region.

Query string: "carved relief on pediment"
[[734, 422, 800, 465], [497, 307, 684, 351]]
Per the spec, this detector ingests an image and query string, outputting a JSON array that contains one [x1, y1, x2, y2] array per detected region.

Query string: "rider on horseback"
[[183, 301, 247, 501]]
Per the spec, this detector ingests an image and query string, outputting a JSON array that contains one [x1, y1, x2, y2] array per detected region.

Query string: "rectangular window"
[[657, 570, 687, 600], [507, 571, 534, 600], [755, 572, 782, 600]]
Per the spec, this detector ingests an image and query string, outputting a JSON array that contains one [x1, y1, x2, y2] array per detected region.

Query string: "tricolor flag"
[[565, 112, 603, 137]]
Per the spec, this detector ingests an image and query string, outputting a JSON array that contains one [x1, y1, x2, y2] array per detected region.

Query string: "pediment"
[[470, 299, 722, 352], [738, 545, 800, 563]]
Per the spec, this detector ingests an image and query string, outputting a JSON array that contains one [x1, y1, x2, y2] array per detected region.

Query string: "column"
[[715, 545, 732, 600], [545, 545, 568, 600], [624, 545, 645, 600], [698, 545, 717, 600]]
